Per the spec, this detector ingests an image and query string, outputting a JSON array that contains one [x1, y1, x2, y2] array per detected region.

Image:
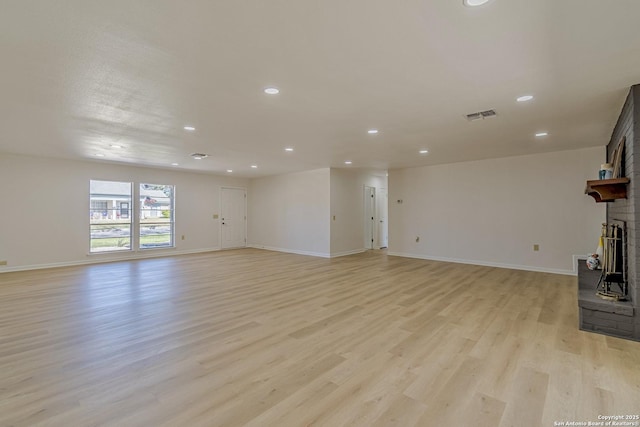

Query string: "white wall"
[[0, 153, 248, 271], [2, 147, 606, 274], [248, 168, 331, 257], [330, 169, 387, 256], [388, 147, 606, 274]]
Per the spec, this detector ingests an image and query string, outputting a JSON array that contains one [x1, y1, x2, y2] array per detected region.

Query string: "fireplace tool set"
[[596, 222, 627, 301]]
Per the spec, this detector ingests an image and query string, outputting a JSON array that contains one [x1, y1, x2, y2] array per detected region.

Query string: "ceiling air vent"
[[466, 112, 483, 121], [191, 153, 209, 160], [466, 109, 497, 121]]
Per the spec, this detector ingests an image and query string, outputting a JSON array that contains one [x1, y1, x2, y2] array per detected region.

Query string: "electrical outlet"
[[332, 215, 336, 221], [533, 244, 539, 251], [0, 260, 7, 266], [213, 214, 219, 219]]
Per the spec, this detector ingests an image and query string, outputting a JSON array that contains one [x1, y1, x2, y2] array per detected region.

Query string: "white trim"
[[387, 251, 576, 276], [247, 244, 330, 258], [220, 186, 248, 250], [363, 185, 376, 250], [2, 247, 579, 275], [0, 247, 221, 273], [330, 248, 367, 258], [572, 254, 588, 275]]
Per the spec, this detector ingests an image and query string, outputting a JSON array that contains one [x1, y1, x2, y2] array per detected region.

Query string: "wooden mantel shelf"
[[585, 177, 630, 202]]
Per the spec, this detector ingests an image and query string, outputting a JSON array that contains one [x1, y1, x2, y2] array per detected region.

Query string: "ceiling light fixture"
[[227, 169, 233, 173], [285, 147, 294, 152], [345, 161, 352, 165], [419, 150, 429, 154], [110, 144, 123, 149], [94, 153, 105, 157], [171, 163, 179, 166], [183, 126, 196, 131], [264, 87, 280, 95], [251, 165, 258, 169], [517, 95, 534, 102], [191, 153, 208, 160], [535, 132, 549, 137], [463, 0, 491, 6], [368, 129, 379, 134]]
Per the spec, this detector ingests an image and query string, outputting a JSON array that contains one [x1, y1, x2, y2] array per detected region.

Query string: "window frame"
[[89, 180, 176, 253], [138, 183, 176, 250], [89, 180, 134, 253]]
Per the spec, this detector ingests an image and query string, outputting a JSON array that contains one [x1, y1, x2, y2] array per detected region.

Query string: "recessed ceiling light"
[[251, 165, 258, 169], [94, 153, 105, 157], [517, 95, 534, 102], [368, 129, 379, 134], [171, 163, 179, 166], [264, 87, 280, 95], [191, 153, 208, 160], [183, 126, 196, 131], [463, 0, 491, 6], [535, 132, 549, 137], [419, 150, 429, 154], [226, 169, 233, 173], [110, 144, 123, 149], [345, 161, 352, 165], [285, 147, 294, 152]]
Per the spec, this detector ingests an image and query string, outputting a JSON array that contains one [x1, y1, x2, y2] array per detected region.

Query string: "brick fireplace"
[[578, 85, 640, 341]]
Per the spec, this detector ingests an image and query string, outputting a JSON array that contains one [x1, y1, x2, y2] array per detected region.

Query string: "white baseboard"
[[248, 245, 366, 259], [2, 247, 579, 276], [330, 248, 367, 258], [0, 247, 222, 273], [573, 254, 589, 275], [387, 251, 576, 276], [247, 244, 331, 258]]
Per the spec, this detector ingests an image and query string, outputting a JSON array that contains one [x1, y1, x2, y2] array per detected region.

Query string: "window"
[[89, 181, 175, 252], [139, 183, 175, 249], [90, 180, 132, 252]]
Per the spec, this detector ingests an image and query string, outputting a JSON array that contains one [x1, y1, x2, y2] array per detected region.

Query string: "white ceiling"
[[1, 0, 640, 177]]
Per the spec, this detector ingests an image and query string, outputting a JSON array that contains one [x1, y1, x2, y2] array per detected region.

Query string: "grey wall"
[[588, 84, 640, 341], [607, 85, 639, 305], [579, 85, 640, 341]]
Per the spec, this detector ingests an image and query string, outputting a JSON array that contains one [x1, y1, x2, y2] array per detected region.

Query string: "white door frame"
[[220, 186, 247, 249], [378, 187, 388, 248], [364, 185, 376, 249]]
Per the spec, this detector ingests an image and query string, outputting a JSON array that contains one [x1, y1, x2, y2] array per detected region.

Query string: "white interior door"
[[221, 187, 246, 249], [378, 188, 388, 248], [364, 186, 376, 249]]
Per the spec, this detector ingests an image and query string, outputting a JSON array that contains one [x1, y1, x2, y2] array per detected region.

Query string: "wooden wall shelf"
[[585, 178, 630, 202]]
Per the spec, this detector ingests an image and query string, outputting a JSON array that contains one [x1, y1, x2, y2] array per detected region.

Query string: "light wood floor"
[[1, 249, 639, 427]]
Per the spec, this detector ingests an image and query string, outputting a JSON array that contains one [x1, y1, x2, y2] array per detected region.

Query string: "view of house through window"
[[90, 180, 133, 252], [139, 183, 174, 249], [89, 180, 175, 252]]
